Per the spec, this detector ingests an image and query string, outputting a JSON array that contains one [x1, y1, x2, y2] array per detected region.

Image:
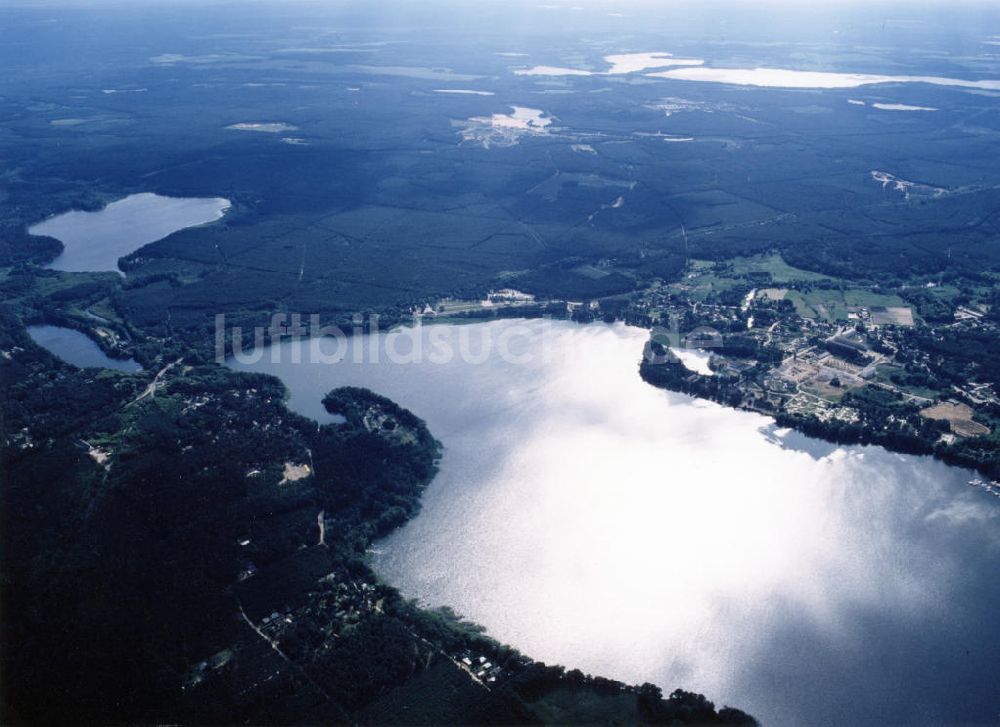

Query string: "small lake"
[[30, 193, 230, 273], [27, 325, 142, 372], [228, 319, 1000, 726]]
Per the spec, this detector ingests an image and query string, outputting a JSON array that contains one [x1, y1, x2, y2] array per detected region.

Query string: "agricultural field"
[[920, 402, 991, 438]]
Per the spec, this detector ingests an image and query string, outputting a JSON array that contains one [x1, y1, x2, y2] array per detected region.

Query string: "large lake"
[[228, 319, 1000, 726], [30, 193, 230, 273]]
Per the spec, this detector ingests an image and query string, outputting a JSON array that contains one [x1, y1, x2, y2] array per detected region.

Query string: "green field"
[[725, 253, 835, 283], [778, 288, 909, 321]]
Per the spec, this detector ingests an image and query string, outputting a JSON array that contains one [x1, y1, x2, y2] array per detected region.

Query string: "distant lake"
[[27, 325, 142, 372], [30, 193, 230, 273], [229, 319, 1000, 727]]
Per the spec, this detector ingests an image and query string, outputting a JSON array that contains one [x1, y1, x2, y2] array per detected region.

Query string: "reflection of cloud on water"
[[926, 498, 999, 528], [230, 320, 1000, 727]]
